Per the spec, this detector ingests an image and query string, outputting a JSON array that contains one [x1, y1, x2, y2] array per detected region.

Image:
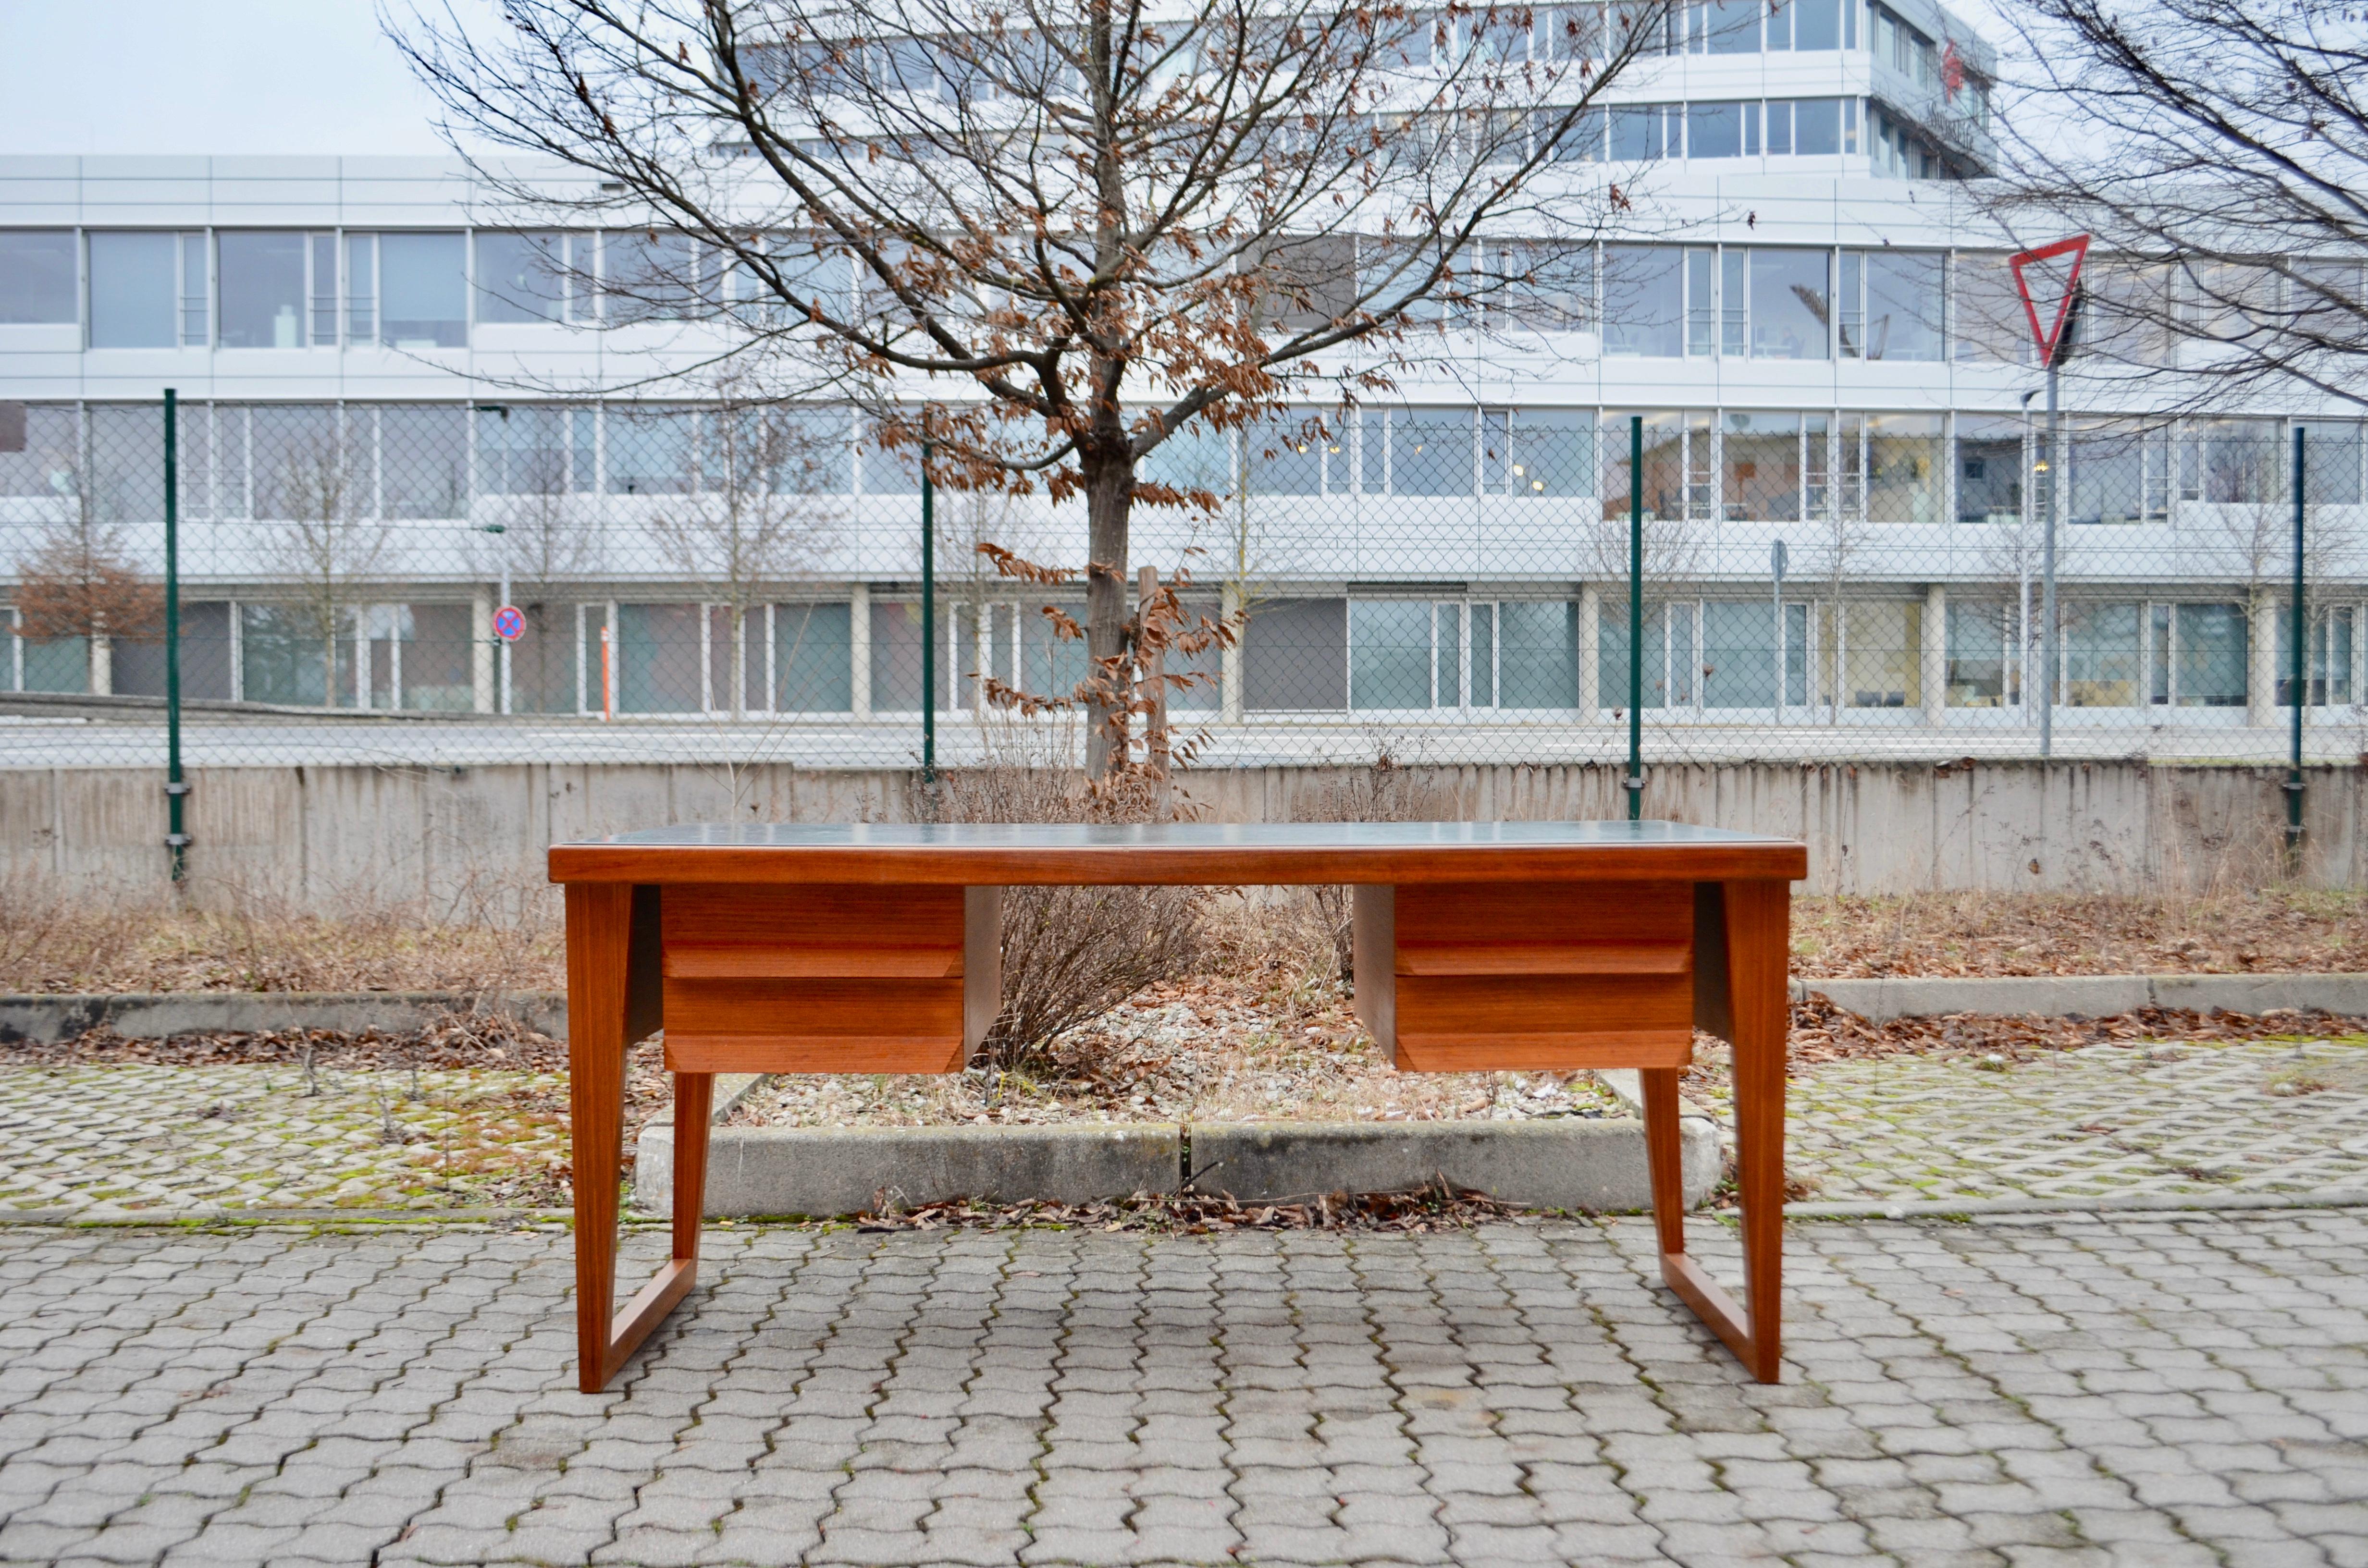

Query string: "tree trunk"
[[1083, 451, 1134, 777]]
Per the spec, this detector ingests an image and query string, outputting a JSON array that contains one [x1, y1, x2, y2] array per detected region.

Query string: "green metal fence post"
[[162, 389, 189, 890], [2288, 424, 2306, 858], [920, 436, 936, 782], [1626, 415, 1643, 821]]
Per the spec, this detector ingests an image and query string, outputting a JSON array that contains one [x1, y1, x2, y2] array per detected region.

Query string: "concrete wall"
[[3, 760, 2359, 906]]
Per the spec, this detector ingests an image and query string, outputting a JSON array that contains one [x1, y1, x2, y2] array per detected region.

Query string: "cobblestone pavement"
[[1, 1212, 2362, 1567], [1702, 1037, 2368, 1207], [0, 1066, 569, 1217]]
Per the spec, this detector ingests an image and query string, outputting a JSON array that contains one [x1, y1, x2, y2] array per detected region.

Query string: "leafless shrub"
[[928, 716, 1201, 1074], [1284, 759, 1461, 981]]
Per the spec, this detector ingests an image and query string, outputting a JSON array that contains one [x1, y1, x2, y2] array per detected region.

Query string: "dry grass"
[[0, 871, 564, 996], [8, 868, 2368, 1005], [1791, 887, 2368, 977]]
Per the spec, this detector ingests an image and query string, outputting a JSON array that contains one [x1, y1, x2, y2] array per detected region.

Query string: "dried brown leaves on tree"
[[391, 0, 1677, 771], [12, 521, 162, 648]]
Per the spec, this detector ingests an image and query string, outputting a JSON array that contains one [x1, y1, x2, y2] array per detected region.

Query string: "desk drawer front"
[[1377, 881, 1695, 1071], [661, 884, 974, 1074]]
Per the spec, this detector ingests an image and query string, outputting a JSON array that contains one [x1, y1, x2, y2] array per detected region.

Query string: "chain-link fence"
[[2, 397, 2362, 794]]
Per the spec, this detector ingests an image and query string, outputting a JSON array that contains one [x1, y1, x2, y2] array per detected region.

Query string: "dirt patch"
[[731, 975, 1625, 1129], [847, 1179, 1527, 1234]]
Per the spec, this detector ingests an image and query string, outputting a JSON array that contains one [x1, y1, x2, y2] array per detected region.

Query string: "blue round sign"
[[492, 605, 526, 642]]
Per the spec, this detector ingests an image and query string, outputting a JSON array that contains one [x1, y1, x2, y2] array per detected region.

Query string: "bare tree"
[[1977, 0, 2368, 410], [10, 413, 162, 693], [265, 427, 391, 708], [645, 376, 840, 719], [392, 0, 1675, 772]]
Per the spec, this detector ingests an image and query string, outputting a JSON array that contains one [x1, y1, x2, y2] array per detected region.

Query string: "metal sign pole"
[[2041, 357, 2059, 760]]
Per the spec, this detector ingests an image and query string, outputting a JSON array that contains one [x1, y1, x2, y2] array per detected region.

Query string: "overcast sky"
[[0, 0, 2034, 162], [0, 1, 470, 158]]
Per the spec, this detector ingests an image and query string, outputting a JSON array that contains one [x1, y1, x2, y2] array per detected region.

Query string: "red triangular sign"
[[2010, 235, 2090, 367]]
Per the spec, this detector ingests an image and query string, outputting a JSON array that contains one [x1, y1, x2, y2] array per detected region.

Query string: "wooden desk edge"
[[548, 843, 1810, 885]]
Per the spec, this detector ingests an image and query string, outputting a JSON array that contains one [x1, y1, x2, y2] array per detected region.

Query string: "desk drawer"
[[1357, 881, 1696, 1071], [659, 884, 997, 1074]]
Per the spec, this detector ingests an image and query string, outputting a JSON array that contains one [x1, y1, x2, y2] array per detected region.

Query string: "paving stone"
[[0, 1210, 2360, 1566]]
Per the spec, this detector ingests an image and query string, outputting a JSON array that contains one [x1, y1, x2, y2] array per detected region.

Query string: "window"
[[1485, 241, 1591, 332], [1842, 601, 1921, 707], [240, 602, 351, 707], [1790, 98, 1844, 155], [1243, 598, 1347, 710], [774, 603, 853, 711], [1500, 600, 1579, 708], [376, 232, 467, 347], [0, 232, 76, 323], [1482, 408, 1592, 495], [477, 406, 593, 494], [1246, 412, 1326, 495], [2183, 419, 2280, 505], [608, 407, 695, 496], [249, 405, 357, 521], [1842, 250, 1944, 360], [605, 231, 710, 323], [1603, 245, 1683, 356], [617, 603, 704, 712], [2149, 602, 2245, 708], [1601, 410, 1687, 520], [1764, 99, 1793, 154], [1391, 408, 1472, 496], [87, 232, 178, 348], [1608, 104, 1668, 160], [345, 233, 375, 343], [1702, 601, 1776, 708], [382, 405, 469, 518], [1956, 415, 2025, 523], [1687, 100, 1745, 158], [1792, 0, 1842, 49], [2068, 424, 2170, 523], [1865, 414, 1944, 522], [1946, 601, 2017, 707], [1690, 0, 1761, 52], [2276, 606, 2355, 707], [216, 231, 312, 348], [2061, 602, 2141, 706], [475, 232, 570, 323], [1138, 419, 1234, 496], [1721, 411, 1801, 520], [1749, 249, 1830, 360], [1350, 600, 1434, 708], [2301, 422, 2364, 506]]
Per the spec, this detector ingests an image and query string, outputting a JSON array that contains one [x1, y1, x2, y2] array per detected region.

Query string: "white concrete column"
[[1922, 583, 1948, 725], [1220, 582, 1245, 724], [849, 583, 872, 718], [2249, 592, 2279, 727], [471, 593, 495, 713], [1578, 584, 1602, 716], [88, 633, 112, 696]]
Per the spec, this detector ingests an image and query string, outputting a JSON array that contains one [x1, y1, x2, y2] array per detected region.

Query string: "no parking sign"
[[492, 605, 526, 642]]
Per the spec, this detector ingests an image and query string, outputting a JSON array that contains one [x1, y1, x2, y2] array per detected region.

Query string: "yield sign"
[[2010, 235, 2090, 368]]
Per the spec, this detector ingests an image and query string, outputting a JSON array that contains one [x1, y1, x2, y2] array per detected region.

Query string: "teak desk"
[[548, 821, 1807, 1391]]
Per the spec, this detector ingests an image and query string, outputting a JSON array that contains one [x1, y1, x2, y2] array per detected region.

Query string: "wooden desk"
[[549, 821, 1806, 1390]]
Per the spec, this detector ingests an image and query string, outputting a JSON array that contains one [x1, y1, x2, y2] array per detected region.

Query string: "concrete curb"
[[12, 973, 2368, 1046], [637, 1123, 1184, 1217], [634, 1114, 1718, 1219], [1190, 1117, 1718, 1212], [1796, 973, 2368, 1022], [0, 990, 567, 1044]]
